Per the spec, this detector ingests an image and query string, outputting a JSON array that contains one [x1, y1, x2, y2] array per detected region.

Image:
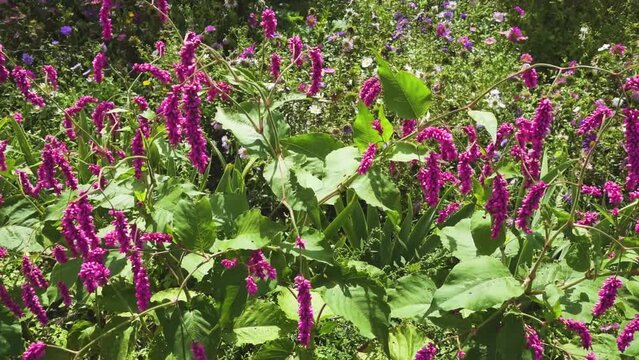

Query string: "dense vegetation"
[[1, 1, 639, 359]]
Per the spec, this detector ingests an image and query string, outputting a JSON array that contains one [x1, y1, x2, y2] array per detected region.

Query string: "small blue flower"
[[60, 25, 73, 37], [21, 53, 34, 65]]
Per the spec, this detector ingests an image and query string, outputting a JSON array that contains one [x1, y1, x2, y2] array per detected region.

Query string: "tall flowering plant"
[[1, 3, 639, 360]]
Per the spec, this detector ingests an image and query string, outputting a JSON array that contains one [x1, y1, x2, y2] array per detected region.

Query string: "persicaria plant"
[[2, 1, 639, 360]]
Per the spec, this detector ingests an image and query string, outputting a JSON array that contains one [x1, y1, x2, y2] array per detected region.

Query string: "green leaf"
[[351, 167, 401, 212], [388, 324, 428, 360], [377, 57, 432, 119], [277, 286, 332, 322], [0, 198, 41, 252], [99, 318, 137, 360], [281, 133, 344, 160], [165, 309, 213, 360], [468, 110, 498, 142], [233, 301, 295, 345], [50, 259, 82, 287], [180, 253, 214, 282], [433, 256, 524, 312], [172, 197, 216, 251], [560, 280, 599, 323], [438, 218, 477, 261], [388, 274, 436, 320], [0, 313, 22, 357], [215, 209, 285, 251], [471, 210, 504, 255], [352, 103, 394, 151], [496, 314, 525, 360], [389, 142, 427, 162], [151, 288, 189, 304], [251, 339, 296, 360], [263, 156, 318, 211], [280, 231, 334, 265], [316, 147, 360, 204], [210, 192, 249, 233], [320, 283, 390, 342]]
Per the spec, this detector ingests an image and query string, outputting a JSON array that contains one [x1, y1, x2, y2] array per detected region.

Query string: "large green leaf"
[[468, 110, 498, 143], [352, 103, 394, 151], [433, 256, 524, 312], [316, 147, 360, 204], [251, 339, 296, 360], [277, 286, 332, 322], [320, 283, 390, 343], [215, 209, 285, 250], [263, 156, 318, 212], [279, 231, 334, 265], [161, 308, 214, 360], [281, 133, 344, 160], [233, 301, 295, 345], [438, 218, 477, 261], [471, 210, 504, 255], [389, 142, 427, 162], [209, 192, 249, 233], [172, 197, 216, 251], [180, 253, 214, 282], [0, 198, 42, 252], [496, 314, 525, 360], [388, 274, 436, 320], [0, 313, 22, 357], [350, 167, 402, 212], [99, 318, 137, 360], [388, 324, 428, 360], [377, 57, 432, 119]]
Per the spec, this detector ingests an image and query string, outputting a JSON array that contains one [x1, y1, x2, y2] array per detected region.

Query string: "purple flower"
[[11, 66, 45, 107], [493, 12, 506, 22], [42, 65, 58, 90], [435, 23, 451, 41], [140, 232, 173, 244], [576, 211, 599, 226], [359, 77, 382, 107], [92, 52, 108, 83], [288, 35, 304, 66], [358, 144, 377, 175], [603, 181, 623, 206], [109, 210, 132, 253], [91, 101, 115, 133], [0, 247, 7, 258], [618, 315, 639, 352], [204, 25, 216, 33], [486, 174, 509, 239], [515, 181, 547, 233], [560, 318, 592, 349], [624, 108, 639, 190], [577, 104, 614, 135], [57, 282, 73, 307], [99, 0, 113, 41], [181, 83, 210, 174], [525, 325, 544, 360], [501, 27, 528, 42], [0, 283, 24, 318], [248, 250, 277, 281], [52, 245, 68, 264], [418, 152, 441, 207], [157, 0, 169, 23], [457, 152, 473, 195], [260, 8, 278, 39], [307, 47, 323, 96], [593, 276, 622, 317], [22, 283, 48, 326], [0, 140, 8, 171], [402, 119, 417, 137], [157, 87, 183, 146], [295, 236, 306, 249], [437, 203, 461, 224], [129, 233, 151, 312], [60, 25, 73, 37], [610, 43, 625, 55], [414, 342, 437, 360], [371, 120, 383, 135], [191, 342, 208, 360], [295, 275, 314, 347], [155, 40, 166, 57], [416, 127, 458, 161], [21, 52, 34, 65], [63, 96, 98, 140], [457, 36, 473, 51], [22, 341, 46, 360], [514, 6, 526, 17], [245, 276, 258, 295], [521, 67, 538, 89], [220, 258, 237, 269], [176, 32, 202, 81], [22, 256, 49, 289], [585, 353, 597, 360], [270, 52, 281, 80], [79, 261, 110, 293], [132, 63, 172, 83]]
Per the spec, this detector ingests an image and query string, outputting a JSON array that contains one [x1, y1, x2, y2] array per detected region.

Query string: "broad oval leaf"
[[468, 110, 498, 143], [433, 256, 523, 312], [377, 57, 432, 119]]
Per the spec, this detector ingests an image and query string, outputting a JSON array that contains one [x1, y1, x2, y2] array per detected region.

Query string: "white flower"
[[486, 89, 505, 109], [434, 64, 443, 72], [579, 26, 590, 41], [598, 44, 610, 52], [309, 104, 322, 115], [573, 106, 581, 113], [361, 57, 373, 68], [446, 1, 458, 10], [404, 64, 413, 72], [612, 97, 623, 107]]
